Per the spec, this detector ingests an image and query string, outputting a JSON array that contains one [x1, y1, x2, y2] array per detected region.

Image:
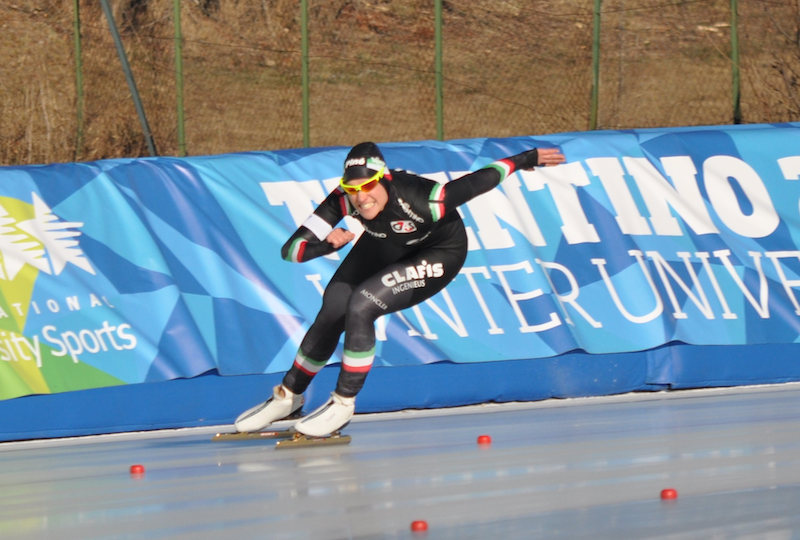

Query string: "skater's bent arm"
[[281, 226, 340, 263], [325, 227, 355, 248], [281, 192, 351, 263], [430, 148, 566, 217]]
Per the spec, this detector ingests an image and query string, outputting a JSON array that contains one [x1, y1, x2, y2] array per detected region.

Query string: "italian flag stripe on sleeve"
[[285, 238, 307, 263], [338, 192, 351, 216], [485, 159, 514, 183], [429, 183, 446, 222]]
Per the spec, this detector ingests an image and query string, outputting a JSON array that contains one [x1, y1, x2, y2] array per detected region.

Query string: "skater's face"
[[345, 174, 388, 220]]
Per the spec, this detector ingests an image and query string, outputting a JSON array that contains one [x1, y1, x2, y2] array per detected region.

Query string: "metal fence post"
[[99, 0, 157, 156], [301, 0, 310, 148], [434, 0, 444, 141], [731, 0, 741, 124], [72, 0, 84, 159], [590, 0, 601, 130], [174, 0, 186, 156]]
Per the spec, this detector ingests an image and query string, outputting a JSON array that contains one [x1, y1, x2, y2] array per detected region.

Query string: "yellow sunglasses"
[[340, 166, 385, 195]]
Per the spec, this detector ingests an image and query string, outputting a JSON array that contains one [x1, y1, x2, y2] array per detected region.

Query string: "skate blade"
[[274, 431, 351, 449], [211, 430, 296, 442]]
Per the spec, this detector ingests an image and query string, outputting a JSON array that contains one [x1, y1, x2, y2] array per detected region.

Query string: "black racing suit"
[[280, 149, 541, 397]]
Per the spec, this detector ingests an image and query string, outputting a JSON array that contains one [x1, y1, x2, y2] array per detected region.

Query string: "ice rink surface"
[[3, 384, 800, 539]]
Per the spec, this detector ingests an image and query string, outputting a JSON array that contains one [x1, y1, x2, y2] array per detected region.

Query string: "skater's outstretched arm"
[[281, 190, 352, 263], [429, 147, 566, 221]]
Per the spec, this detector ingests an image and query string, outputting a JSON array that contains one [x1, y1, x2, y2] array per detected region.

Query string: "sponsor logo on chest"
[[362, 227, 388, 239], [391, 220, 418, 234], [396, 198, 424, 223]]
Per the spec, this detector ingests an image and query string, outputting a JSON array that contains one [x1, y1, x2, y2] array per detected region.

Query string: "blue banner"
[[1, 123, 800, 401]]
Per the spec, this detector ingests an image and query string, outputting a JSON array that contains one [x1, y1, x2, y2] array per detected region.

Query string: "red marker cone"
[[411, 520, 428, 532], [660, 488, 678, 500]]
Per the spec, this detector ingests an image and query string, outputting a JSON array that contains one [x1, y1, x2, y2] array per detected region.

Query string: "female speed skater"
[[235, 141, 566, 437]]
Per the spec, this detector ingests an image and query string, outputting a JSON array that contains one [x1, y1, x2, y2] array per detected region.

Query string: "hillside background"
[[2, 0, 799, 165]]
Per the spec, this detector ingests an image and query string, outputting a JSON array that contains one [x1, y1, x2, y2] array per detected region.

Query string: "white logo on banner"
[[0, 193, 94, 280]]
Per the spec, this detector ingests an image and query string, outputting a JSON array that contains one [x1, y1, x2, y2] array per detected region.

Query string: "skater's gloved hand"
[[326, 228, 355, 248]]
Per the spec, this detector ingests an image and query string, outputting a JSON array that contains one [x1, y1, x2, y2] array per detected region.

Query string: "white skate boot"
[[294, 392, 355, 437], [234, 385, 304, 433]]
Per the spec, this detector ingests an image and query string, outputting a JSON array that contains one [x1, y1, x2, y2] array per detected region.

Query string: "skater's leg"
[[281, 280, 350, 394], [283, 235, 404, 394], [291, 287, 384, 437], [237, 236, 402, 433], [337, 245, 468, 397], [295, 245, 467, 437], [235, 284, 349, 433]]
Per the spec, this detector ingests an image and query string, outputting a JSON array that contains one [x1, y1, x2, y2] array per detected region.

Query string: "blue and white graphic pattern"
[[1, 123, 799, 400]]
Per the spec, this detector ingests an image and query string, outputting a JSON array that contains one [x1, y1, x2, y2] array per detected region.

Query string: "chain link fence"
[[598, 0, 732, 128], [2, 0, 799, 165], [740, 0, 800, 122], [306, 0, 436, 147], [442, 1, 593, 139], [179, 1, 303, 155]]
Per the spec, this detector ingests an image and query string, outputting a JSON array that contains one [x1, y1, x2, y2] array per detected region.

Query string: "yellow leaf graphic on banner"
[[0, 197, 40, 334]]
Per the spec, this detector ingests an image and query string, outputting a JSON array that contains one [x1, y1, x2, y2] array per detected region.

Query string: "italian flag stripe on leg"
[[429, 183, 446, 222], [285, 238, 307, 263], [485, 159, 514, 183], [294, 351, 327, 376], [342, 348, 375, 373]]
